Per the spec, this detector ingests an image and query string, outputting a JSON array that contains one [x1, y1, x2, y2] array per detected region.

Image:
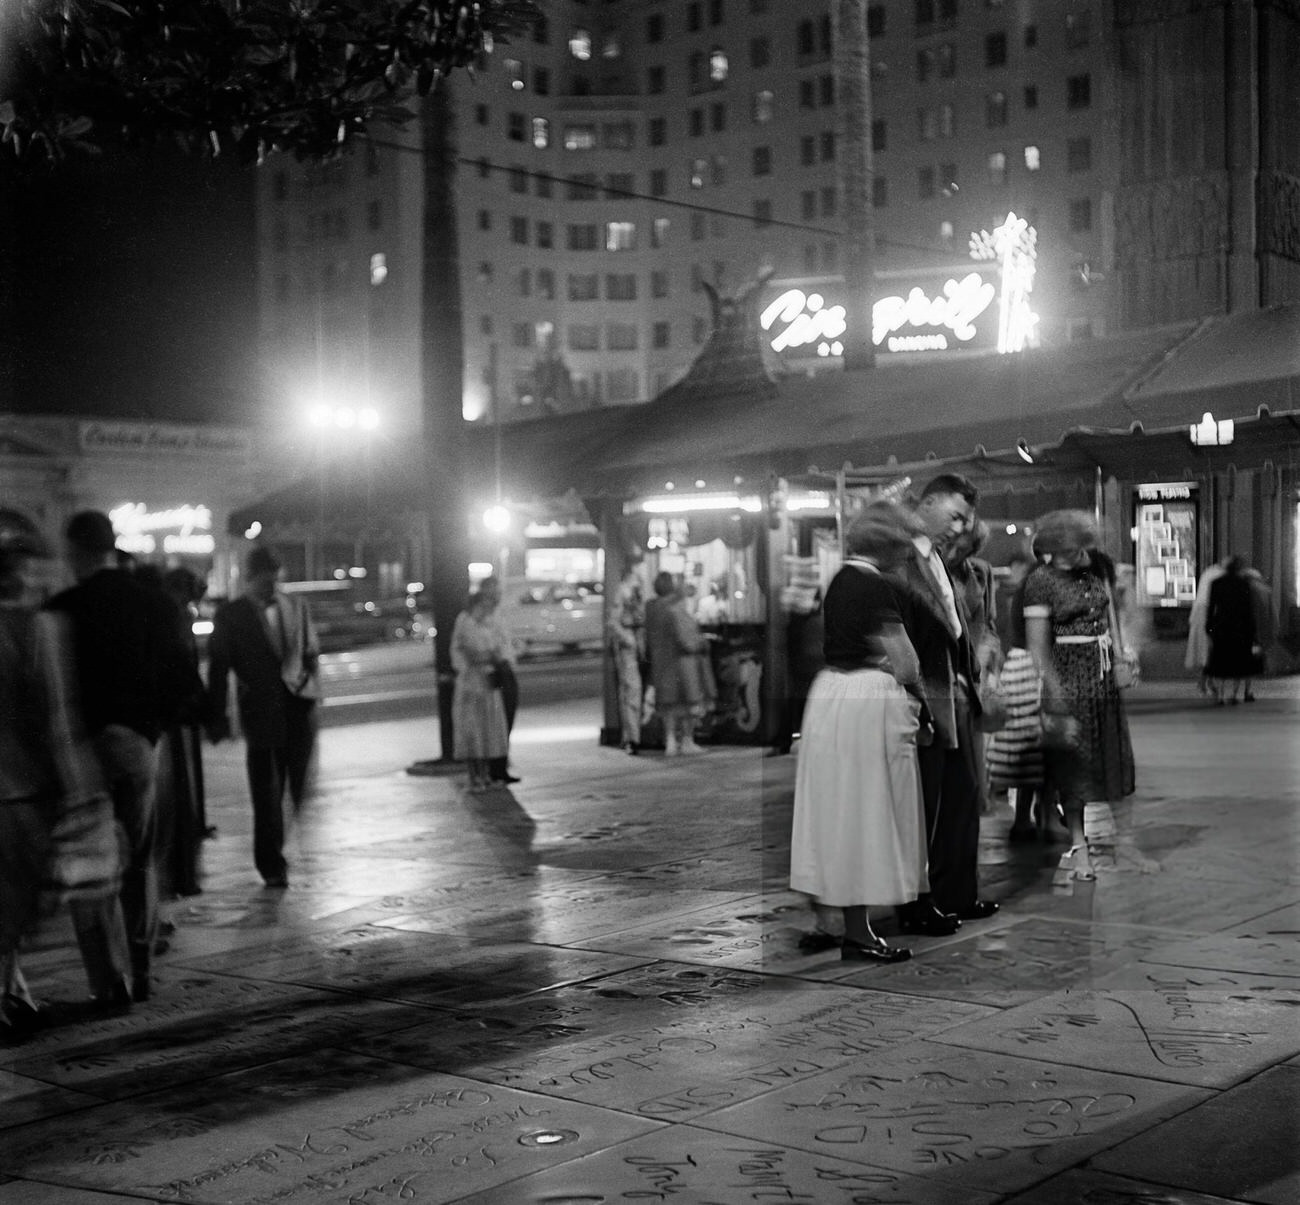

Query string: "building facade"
[[254, 0, 1118, 428]]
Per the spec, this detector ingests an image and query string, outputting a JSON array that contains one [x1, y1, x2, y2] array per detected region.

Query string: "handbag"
[[1040, 710, 1082, 751], [976, 673, 1008, 733]]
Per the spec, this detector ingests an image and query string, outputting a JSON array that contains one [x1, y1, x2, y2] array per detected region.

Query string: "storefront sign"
[[109, 502, 216, 557], [969, 211, 1039, 354], [760, 273, 999, 360], [1132, 483, 1198, 608], [80, 421, 250, 458]]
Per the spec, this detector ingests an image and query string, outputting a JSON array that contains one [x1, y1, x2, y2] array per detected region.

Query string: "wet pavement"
[[2, 680, 1298, 1203]]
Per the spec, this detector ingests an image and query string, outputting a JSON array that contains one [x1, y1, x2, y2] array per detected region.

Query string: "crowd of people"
[[1, 512, 323, 1040], [788, 478, 1143, 963]]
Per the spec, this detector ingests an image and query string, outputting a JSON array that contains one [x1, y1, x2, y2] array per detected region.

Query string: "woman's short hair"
[[1032, 509, 1098, 555], [845, 500, 917, 559]]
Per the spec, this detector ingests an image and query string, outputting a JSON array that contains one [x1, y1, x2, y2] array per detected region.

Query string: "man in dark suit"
[[892, 474, 999, 932], [206, 547, 320, 888], [46, 509, 194, 1005]]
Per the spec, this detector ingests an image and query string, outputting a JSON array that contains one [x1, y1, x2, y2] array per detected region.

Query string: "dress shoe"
[[842, 938, 912, 964], [896, 905, 961, 937], [797, 929, 841, 954], [955, 899, 1000, 921], [89, 980, 133, 1017], [492, 773, 523, 784]]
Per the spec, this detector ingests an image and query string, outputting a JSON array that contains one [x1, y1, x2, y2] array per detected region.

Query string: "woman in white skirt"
[[790, 501, 931, 964]]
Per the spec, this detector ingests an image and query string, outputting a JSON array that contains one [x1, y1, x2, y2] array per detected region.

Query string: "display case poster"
[[1133, 482, 1198, 608]]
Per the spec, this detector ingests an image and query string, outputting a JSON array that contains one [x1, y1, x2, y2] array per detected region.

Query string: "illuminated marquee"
[[109, 503, 216, 556]]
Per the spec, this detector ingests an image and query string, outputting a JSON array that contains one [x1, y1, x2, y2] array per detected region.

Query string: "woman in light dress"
[[789, 501, 931, 964], [451, 590, 511, 790]]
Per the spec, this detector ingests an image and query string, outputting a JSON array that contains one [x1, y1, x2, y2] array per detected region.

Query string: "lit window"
[[532, 117, 550, 148], [603, 33, 621, 58], [652, 217, 671, 248], [709, 49, 729, 82], [987, 150, 1007, 185], [606, 221, 637, 251], [939, 220, 954, 243], [690, 157, 707, 188], [711, 155, 728, 186], [1024, 144, 1041, 171], [569, 28, 591, 60], [505, 58, 525, 90], [369, 253, 388, 285], [752, 89, 774, 123], [563, 124, 597, 150]]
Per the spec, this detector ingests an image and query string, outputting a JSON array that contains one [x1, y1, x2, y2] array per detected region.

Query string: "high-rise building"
[[250, 1, 1179, 432]]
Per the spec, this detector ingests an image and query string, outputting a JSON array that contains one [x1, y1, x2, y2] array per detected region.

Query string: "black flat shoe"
[[897, 907, 961, 937], [492, 774, 522, 784], [842, 938, 911, 964], [955, 899, 1000, 921], [797, 929, 841, 953]]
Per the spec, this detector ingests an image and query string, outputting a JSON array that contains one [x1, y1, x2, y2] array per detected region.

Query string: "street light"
[[483, 503, 511, 534]]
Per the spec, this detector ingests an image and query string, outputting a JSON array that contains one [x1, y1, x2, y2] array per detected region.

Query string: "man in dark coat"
[[891, 474, 998, 932], [45, 509, 192, 1004], [205, 547, 320, 888]]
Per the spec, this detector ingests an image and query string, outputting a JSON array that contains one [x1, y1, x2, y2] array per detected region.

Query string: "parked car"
[[498, 579, 604, 657]]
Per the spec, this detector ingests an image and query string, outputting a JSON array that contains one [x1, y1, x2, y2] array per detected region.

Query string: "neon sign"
[[969, 211, 1039, 353], [760, 273, 997, 358], [871, 273, 996, 349], [109, 503, 215, 556]]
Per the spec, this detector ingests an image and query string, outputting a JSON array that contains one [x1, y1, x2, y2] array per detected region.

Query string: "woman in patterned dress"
[[1023, 511, 1135, 881]]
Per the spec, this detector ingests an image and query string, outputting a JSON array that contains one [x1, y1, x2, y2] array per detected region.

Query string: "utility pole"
[[417, 84, 469, 767], [836, 0, 876, 370]]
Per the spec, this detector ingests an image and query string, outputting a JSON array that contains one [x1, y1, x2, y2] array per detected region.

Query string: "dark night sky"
[[11, 145, 261, 426]]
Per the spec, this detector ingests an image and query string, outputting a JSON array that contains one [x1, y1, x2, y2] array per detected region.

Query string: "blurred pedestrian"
[[205, 546, 320, 888], [157, 567, 208, 898], [1, 525, 126, 1035], [1205, 556, 1266, 705], [987, 550, 1048, 841], [1023, 511, 1136, 883], [893, 473, 995, 931], [476, 575, 520, 784], [644, 572, 710, 756], [46, 510, 188, 1003], [946, 519, 1000, 677], [450, 588, 511, 791], [1185, 557, 1228, 697], [790, 501, 929, 963], [607, 565, 646, 754]]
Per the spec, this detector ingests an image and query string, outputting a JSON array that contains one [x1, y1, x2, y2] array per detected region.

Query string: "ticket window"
[[1132, 483, 1200, 609]]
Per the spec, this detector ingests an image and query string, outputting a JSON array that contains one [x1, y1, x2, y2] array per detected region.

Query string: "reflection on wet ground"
[[2, 688, 1298, 1203]]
